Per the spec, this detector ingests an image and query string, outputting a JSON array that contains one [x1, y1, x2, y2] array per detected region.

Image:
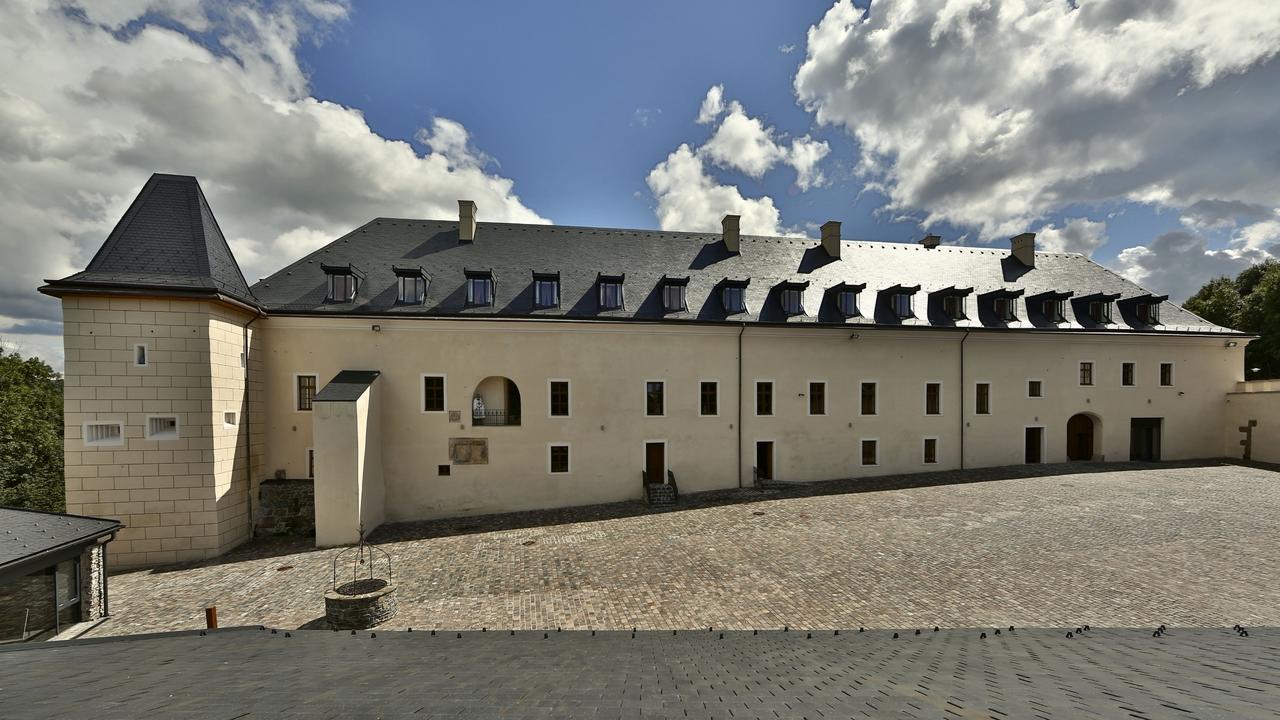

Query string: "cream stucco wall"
[[1224, 381, 1280, 464], [61, 295, 258, 568], [261, 316, 1245, 528]]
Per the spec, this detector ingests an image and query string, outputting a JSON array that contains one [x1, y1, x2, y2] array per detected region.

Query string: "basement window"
[[83, 422, 124, 447], [923, 438, 938, 464], [223, 411, 238, 427], [145, 415, 179, 440], [861, 439, 878, 466]]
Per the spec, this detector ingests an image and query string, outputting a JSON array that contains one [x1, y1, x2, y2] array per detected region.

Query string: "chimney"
[[821, 220, 841, 258], [458, 200, 477, 242], [1010, 232, 1036, 267], [919, 234, 941, 249], [722, 214, 740, 253]]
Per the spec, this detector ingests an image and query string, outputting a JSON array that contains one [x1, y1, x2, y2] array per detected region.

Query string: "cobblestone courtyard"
[[87, 462, 1280, 637]]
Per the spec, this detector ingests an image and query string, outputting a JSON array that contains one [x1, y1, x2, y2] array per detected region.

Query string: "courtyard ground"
[[85, 461, 1280, 637]]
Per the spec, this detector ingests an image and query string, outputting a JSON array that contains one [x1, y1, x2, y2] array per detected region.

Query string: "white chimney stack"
[[821, 220, 841, 258], [458, 200, 477, 242], [722, 214, 740, 253], [1010, 232, 1036, 267]]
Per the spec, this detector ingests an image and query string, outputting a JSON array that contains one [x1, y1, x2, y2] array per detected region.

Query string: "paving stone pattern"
[[2, 627, 1278, 719], [88, 462, 1280, 637]]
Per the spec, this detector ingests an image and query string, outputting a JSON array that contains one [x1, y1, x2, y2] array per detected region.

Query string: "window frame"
[[421, 374, 448, 414], [144, 414, 180, 441], [807, 380, 827, 416], [721, 285, 747, 314], [1159, 361, 1174, 387], [922, 437, 939, 465], [82, 421, 124, 447], [924, 381, 943, 416], [1089, 300, 1113, 324], [698, 379, 719, 417], [326, 272, 357, 303], [780, 288, 804, 316], [1138, 302, 1161, 325], [599, 279, 625, 310], [294, 373, 318, 412], [836, 290, 859, 318], [533, 273, 560, 309], [548, 443, 571, 475], [396, 274, 427, 305], [1027, 379, 1043, 398], [661, 282, 687, 312], [994, 297, 1017, 322], [892, 292, 914, 319], [548, 379, 571, 418], [974, 382, 991, 416], [943, 294, 966, 320], [644, 379, 666, 417], [1042, 298, 1066, 323], [223, 411, 238, 428], [860, 438, 879, 467], [1079, 360, 1095, 387], [133, 343, 149, 367], [754, 379, 775, 417], [1121, 361, 1136, 387], [860, 381, 878, 416], [465, 276, 494, 307]]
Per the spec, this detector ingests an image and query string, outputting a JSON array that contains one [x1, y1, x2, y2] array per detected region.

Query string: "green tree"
[[0, 345, 64, 511], [1184, 260, 1280, 379]]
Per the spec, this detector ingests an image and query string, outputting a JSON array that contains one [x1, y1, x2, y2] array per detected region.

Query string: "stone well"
[[324, 578, 397, 630]]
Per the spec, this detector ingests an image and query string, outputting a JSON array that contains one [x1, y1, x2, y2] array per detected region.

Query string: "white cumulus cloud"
[[1036, 218, 1109, 256], [645, 144, 783, 235], [695, 84, 725, 124]]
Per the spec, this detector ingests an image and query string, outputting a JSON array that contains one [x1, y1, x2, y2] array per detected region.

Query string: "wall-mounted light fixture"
[[1225, 341, 1238, 347], [372, 324, 381, 332]]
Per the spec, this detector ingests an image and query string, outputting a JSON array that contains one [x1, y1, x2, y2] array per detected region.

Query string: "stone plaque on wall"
[[448, 410, 461, 423], [449, 437, 489, 465]]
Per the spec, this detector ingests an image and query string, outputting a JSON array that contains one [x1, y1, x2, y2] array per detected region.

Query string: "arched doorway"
[[473, 376, 521, 426], [1066, 413, 1096, 461]]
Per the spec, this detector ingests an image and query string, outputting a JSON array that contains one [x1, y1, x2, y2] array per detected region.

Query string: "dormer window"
[[1043, 299, 1066, 322], [943, 295, 966, 320], [721, 280, 749, 314], [660, 276, 689, 313], [1089, 301, 1112, 324], [464, 268, 495, 307], [994, 297, 1016, 321], [598, 274, 624, 310], [533, 271, 560, 309], [892, 293, 913, 318], [1137, 302, 1161, 325], [883, 285, 920, 319], [838, 291, 858, 317], [322, 263, 361, 303], [776, 281, 809, 316], [393, 266, 428, 305]]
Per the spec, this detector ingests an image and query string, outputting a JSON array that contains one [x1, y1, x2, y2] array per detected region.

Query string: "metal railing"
[[472, 410, 521, 426]]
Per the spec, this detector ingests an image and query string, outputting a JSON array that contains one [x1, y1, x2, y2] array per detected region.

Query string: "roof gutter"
[[0, 521, 122, 585], [737, 323, 745, 488], [959, 329, 970, 470]]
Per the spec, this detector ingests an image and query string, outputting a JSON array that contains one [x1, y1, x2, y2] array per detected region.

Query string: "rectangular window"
[[925, 382, 941, 415], [1122, 362, 1135, 386], [781, 288, 804, 315], [861, 439, 878, 466], [1089, 301, 1112, 323], [755, 381, 774, 416], [549, 380, 570, 417], [82, 422, 123, 446], [534, 278, 559, 308], [549, 444, 570, 474], [423, 375, 446, 412], [1028, 379, 1043, 398], [327, 273, 356, 302], [466, 277, 493, 306], [307, 448, 315, 479], [1160, 362, 1174, 386], [994, 297, 1017, 321], [722, 286, 746, 314], [223, 411, 237, 427], [923, 438, 938, 464], [1043, 299, 1065, 322], [892, 293, 913, 318], [133, 343, 148, 367], [943, 295, 966, 320], [975, 383, 990, 415], [145, 415, 179, 440], [699, 381, 718, 416], [296, 374, 317, 411], [645, 381, 665, 416], [1138, 302, 1161, 325], [599, 281, 623, 310], [808, 382, 826, 416], [837, 290, 858, 317], [662, 284, 686, 312], [397, 275, 426, 304], [1079, 361, 1094, 386], [860, 382, 877, 416]]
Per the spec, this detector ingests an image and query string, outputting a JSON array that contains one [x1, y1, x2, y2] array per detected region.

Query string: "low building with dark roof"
[[39, 174, 1263, 562], [0, 507, 121, 642]]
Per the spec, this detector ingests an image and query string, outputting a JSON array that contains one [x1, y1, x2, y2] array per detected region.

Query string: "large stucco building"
[[40, 174, 1270, 567]]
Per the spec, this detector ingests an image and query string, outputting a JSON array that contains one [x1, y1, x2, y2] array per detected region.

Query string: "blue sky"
[[1, 0, 1277, 369]]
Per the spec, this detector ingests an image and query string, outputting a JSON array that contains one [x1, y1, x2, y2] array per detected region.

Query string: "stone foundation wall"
[[256, 479, 315, 537]]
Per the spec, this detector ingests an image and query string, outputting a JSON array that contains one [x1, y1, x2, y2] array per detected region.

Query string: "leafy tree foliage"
[[0, 345, 64, 511], [1184, 260, 1280, 379]]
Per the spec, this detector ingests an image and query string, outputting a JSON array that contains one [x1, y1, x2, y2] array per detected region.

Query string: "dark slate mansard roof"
[[0, 507, 121, 583], [250, 217, 1238, 335], [39, 174, 261, 311]]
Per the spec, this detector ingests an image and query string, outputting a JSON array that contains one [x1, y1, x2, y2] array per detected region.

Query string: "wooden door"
[[756, 441, 774, 481], [644, 442, 665, 484], [1025, 427, 1043, 464]]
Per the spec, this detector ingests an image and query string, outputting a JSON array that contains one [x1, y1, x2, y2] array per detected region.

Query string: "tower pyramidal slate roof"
[[40, 173, 259, 309]]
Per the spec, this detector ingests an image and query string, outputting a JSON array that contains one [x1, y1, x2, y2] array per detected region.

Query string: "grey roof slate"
[[250, 219, 1239, 335], [0, 507, 120, 578], [314, 370, 381, 402], [42, 174, 259, 308], [1, 627, 1276, 718]]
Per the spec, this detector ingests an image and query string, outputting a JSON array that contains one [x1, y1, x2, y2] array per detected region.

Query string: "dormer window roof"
[[1077, 292, 1120, 325], [932, 286, 974, 321], [775, 280, 810, 316], [660, 275, 689, 313], [532, 271, 560, 309], [1030, 290, 1074, 324], [393, 265, 429, 305], [1122, 293, 1168, 326], [883, 284, 921, 319], [721, 278, 750, 315], [464, 268, 496, 307], [598, 273, 625, 311], [980, 288, 1025, 322], [828, 282, 866, 318], [322, 263, 363, 303]]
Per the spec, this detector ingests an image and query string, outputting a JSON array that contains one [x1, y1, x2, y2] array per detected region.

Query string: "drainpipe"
[[959, 330, 970, 470], [241, 314, 261, 539], [737, 323, 745, 488]]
